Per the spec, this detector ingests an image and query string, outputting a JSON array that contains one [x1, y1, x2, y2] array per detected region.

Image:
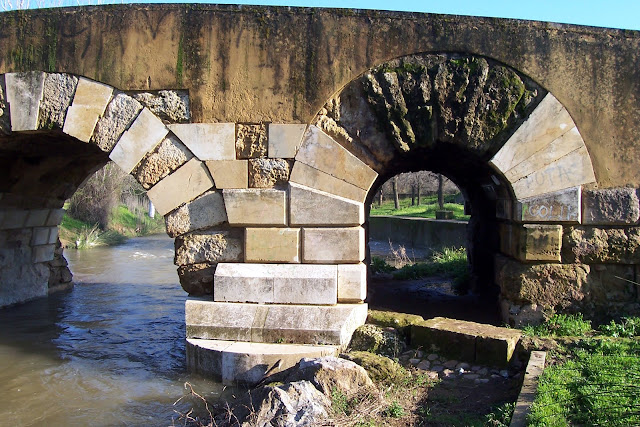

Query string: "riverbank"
[[59, 204, 165, 249]]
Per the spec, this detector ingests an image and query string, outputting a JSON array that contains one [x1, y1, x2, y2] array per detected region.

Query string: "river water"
[[0, 234, 222, 426]]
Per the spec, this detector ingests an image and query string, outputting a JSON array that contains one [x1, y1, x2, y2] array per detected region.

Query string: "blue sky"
[[15, 0, 640, 31]]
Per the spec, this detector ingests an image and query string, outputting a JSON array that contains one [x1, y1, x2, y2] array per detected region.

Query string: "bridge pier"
[[0, 5, 639, 386]]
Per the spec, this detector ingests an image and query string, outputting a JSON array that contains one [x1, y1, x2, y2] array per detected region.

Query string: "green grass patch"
[[393, 247, 469, 289], [370, 194, 469, 220], [60, 203, 164, 249], [523, 313, 593, 338], [529, 337, 640, 426]]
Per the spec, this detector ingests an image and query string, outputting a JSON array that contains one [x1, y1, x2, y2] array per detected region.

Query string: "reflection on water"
[[0, 235, 222, 426]]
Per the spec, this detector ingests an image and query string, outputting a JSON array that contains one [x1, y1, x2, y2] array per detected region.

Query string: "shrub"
[[599, 317, 640, 338]]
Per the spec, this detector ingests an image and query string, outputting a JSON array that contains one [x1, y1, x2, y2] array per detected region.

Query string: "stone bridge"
[[0, 5, 639, 383]]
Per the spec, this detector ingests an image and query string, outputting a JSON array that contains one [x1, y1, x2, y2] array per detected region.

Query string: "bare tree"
[[392, 176, 400, 209]]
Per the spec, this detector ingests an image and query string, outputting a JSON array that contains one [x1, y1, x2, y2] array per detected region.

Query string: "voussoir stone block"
[[5, 71, 45, 131], [223, 189, 287, 226], [268, 123, 307, 158], [290, 182, 364, 226], [63, 78, 114, 142], [582, 188, 640, 225], [24, 209, 50, 227], [213, 263, 336, 305], [338, 263, 366, 302], [132, 90, 190, 123], [178, 262, 216, 296], [295, 125, 378, 192], [174, 229, 243, 266], [45, 209, 65, 226], [38, 73, 78, 130], [169, 123, 236, 161], [109, 108, 169, 173], [206, 160, 248, 189], [186, 299, 368, 346], [165, 190, 227, 238], [302, 227, 365, 263], [290, 162, 367, 203], [133, 134, 193, 189], [147, 158, 214, 216], [245, 228, 300, 263], [91, 92, 143, 152], [516, 187, 581, 223]]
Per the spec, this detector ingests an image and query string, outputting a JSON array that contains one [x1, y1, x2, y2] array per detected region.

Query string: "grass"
[[370, 194, 469, 220], [59, 203, 165, 249], [526, 316, 640, 426], [523, 313, 593, 337]]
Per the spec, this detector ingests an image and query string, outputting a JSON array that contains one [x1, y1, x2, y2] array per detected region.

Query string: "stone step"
[[411, 317, 522, 368], [186, 298, 368, 346], [186, 338, 339, 385]]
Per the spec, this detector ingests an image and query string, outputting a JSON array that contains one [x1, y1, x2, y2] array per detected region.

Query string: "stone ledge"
[[186, 338, 338, 386], [411, 317, 521, 367], [186, 299, 368, 346]]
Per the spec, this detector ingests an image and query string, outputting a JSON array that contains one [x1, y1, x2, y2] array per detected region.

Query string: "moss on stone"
[[340, 351, 408, 385], [367, 309, 425, 330]]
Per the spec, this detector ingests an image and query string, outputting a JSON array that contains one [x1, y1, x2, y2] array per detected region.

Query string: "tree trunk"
[[378, 188, 383, 206], [411, 186, 416, 206], [438, 174, 444, 210], [417, 182, 421, 205], [393, 176, 400, 209]]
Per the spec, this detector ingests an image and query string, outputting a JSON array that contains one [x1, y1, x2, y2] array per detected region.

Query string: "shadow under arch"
[[308, 51, 597, 316]]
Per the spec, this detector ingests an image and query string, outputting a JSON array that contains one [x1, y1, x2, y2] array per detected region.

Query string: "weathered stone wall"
[[0, 5, 638, 188]]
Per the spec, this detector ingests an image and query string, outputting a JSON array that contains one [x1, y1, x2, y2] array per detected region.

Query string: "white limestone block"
[[48, 227, 59, 244], [290, 162, 367, 203], [206, 160, 248, 189], [295, 125, 378, 191], [147, 158, 215, 215], [511, 147, 596, 199], [289, 182, 364, 226], [338, 263, 367, 302], [186, 299, 368, 346], [164, 190, 228, 237], [491, 93, 575, 173], [5, 72, 45, 131], [516, 187, 581, 223], [45, 209, 65, 226], [63, 78, 113, 142], [223, 189, 287, 226], [245, 228, 300, 263], [169, 123, 236, 160], [214, 263, 337, 305], [504, 127, 584, 183], [0, 209, 28, 229], [109, 108, 168, 173], [268, 123, 307, 158], [302, 227, 365, 263]]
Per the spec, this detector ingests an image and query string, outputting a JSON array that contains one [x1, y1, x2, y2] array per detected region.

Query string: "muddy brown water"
[[0, 236, 498, 425], [0, 235, 221, 426]]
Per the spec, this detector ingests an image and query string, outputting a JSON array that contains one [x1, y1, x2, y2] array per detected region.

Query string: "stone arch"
[[0, 71, 208, 306]]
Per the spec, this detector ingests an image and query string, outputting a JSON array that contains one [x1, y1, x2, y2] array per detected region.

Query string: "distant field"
[[370, 194, 469, 220]]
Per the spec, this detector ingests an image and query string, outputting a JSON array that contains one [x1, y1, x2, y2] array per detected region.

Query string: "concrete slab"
[[510, 351, 546, 427], [186, 338, 338, 385], [411, 317, 521, 367]]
